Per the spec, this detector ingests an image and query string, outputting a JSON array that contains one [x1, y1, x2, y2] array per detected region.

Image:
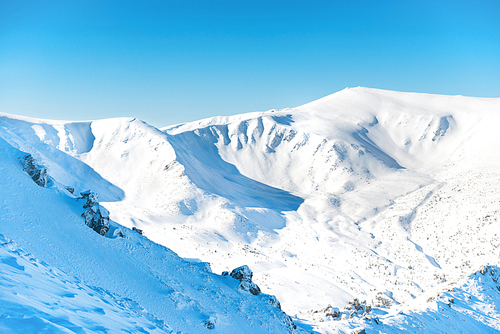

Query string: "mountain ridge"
[[1, 87, 500, 333]]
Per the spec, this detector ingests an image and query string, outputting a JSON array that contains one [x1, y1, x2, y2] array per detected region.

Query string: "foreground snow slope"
[[1, 87, 499, 333], [0, 234, 170, 333], [0, 123, 298, 333]]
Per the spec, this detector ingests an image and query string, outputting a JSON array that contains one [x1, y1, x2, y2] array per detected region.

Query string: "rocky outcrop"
[[223, 265, 261, 295], [261, 294, 282, 310], [81, 190, 99, 208], [80, 191, 110, 236], [223, 265, 298, 332], [20, 154, 48, 187], [132, 227, 143, 235]]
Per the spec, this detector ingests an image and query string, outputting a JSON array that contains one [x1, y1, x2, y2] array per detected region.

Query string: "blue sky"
[[1, 0, 499, 126]]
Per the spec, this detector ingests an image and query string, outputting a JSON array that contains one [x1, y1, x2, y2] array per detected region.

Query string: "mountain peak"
[[1, 89, 500, 333]]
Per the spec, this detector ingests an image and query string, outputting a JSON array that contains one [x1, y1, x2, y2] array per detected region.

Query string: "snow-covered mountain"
[[1, 87, 500, 333]]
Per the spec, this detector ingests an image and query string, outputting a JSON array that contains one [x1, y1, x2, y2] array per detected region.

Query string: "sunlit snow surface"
[[1, 87, 500, 333]]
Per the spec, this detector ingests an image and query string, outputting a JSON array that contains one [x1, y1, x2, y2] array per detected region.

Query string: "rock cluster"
[[20, 154, 48, 187], [80, 191, 110, 236], [223, 265, 261, 295], [132, 227, 143, 235], [222, 265, 298, 332], [261, 294, 282, 309], [321, 305, 341, 319]]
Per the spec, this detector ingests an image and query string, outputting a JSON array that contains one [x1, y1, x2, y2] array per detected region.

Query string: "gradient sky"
[[1, 0, 499, 127]]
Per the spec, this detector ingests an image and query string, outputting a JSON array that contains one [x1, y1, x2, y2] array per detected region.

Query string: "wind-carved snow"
[[31, 122, 96, 155], [1, 87, 500, 333], [55, 122, 96, 154], [166, 126, 304, 212]]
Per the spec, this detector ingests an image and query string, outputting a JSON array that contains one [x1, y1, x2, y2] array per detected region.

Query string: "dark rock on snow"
[[80, 191, 110, 236], [132, 227, 143, 235], [229, 265, 261, 295], [230, 265, 253, 281], [80, 190, 99, 208], [261, 294, 281, 310], [20, 154, 48, 187], [224, 265, 297, 331], [204, 320, 215, 329]]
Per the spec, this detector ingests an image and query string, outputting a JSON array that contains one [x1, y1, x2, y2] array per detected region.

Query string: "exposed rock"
[[204, 320, 215, 329], [239, 279, 261, 296], [20, 154, 48, 187], [323, 305, 341, 318], [80, 190, 99, 208], [65, 186, 75, 194], [224, 265, 298, 332], [80, 191, 109, 236], [261, 294, 281, 310], [229, 265, 261, 295], [479, 265, 496, 276], [349, 298, 363, 311], [374, 292, 392, 307], [82, 204, 110, 236], [284, 315, 298, 333], [132, 227, 143, 235], [230, 265, 253, 282], [311, 305, 341, 321]]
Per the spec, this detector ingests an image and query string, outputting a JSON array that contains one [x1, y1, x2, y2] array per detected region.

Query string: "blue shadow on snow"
[[167, 128, 304, 212]]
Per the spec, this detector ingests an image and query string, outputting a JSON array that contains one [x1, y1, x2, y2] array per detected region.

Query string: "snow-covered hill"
[[1, 87, 500, 333], [0, 116, 299, 333]]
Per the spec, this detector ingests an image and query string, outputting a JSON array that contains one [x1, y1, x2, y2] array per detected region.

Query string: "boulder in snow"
[[82, 204, 110, 236], [79, 191, 110, 236], [80, 190, 99, 208], [132, 227, 143, 235], [230, 265, 253, 281], [229, 265, 261, 295], [20, 154, 48, 187]]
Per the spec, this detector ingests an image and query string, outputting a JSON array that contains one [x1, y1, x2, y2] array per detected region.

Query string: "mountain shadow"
[[166, 128, 304, 212]]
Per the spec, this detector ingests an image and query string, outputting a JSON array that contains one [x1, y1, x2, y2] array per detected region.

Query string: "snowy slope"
[[0, 118, 299, 333], [1, 87, 500, 333], [0, 234, 170, 333]]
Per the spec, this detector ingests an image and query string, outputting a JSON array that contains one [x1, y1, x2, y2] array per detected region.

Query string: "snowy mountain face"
[[1, 87, 500, 333]]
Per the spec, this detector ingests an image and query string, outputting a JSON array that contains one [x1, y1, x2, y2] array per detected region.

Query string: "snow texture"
[[1, 87, 500, 333]]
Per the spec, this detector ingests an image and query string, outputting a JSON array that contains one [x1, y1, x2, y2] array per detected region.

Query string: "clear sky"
[[1, 0, 499, 127]]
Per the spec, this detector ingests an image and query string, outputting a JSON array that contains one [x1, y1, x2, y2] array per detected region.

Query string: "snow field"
[[1, 87, 500, 333]]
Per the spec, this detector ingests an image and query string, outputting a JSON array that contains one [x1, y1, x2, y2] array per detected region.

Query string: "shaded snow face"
[[0, 235, 172, 334], [166, 127, 304, 212]]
